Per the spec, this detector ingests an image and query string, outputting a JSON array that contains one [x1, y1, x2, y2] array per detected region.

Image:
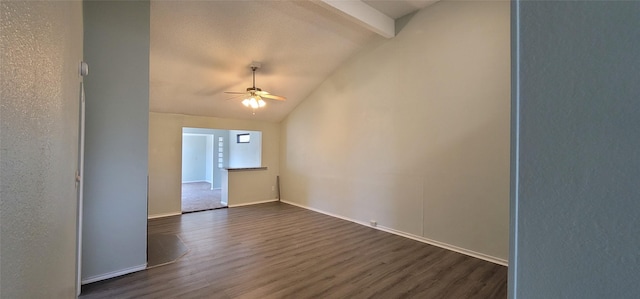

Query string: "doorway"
[[181, 127, 228, 212]]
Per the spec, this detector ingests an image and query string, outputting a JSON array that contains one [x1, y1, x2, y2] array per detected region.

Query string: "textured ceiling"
[[150, 1, 436, 123]]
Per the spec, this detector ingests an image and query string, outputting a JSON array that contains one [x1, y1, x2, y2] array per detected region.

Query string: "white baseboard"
[[280, 200, 508, 266], [228, 199, 279, 208], [81, 263, 147, 285], [148, 212, 181, 219], [376, 225, 508, 266], [281, 199, 372, 226], [181, 180, 208, 184]]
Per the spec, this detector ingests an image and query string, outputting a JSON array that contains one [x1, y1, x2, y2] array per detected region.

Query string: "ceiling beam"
[[316, 0, 395, 38]]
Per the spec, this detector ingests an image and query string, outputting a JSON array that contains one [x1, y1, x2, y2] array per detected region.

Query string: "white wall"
[[82, 0, 149, 283], [280, 1, 510, 262], [0, 2, 83, 297], [205, 135, 214, 185], [148, 112, 279, 217], [183, 127, 228, 188], [228, 130, 262, 168], [511, 1, 640, 298], [181, 135, 207, 182]]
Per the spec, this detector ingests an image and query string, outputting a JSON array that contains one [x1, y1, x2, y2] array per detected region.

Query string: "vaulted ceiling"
[[150, 0, 437, 122]]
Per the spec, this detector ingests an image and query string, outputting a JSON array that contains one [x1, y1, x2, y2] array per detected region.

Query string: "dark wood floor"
[[147, 233, 188, 268], [80, 202, 507, 298]]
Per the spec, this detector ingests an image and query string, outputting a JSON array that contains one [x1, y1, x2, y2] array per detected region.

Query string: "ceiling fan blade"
[[260, 93, 287, 101], [224, 94, 246, 101], [222, 66, 285, 103]]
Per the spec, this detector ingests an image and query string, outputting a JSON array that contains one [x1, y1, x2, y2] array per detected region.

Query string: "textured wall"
[[0, 1, 83, 297], [148, 112, 279, 217], [82, 0, 149, 282], [511, 1, 640, 298], [280, 1, 510, 262]]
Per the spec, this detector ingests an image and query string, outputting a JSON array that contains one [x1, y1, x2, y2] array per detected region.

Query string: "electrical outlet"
[[370, 220, 377, 227]]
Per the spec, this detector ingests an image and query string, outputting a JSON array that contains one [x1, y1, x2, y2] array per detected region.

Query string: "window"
[[237, 133, 250, 143]]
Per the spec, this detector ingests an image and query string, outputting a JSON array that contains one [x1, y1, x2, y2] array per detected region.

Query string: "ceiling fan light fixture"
[[224, 63, 286, 113], [249, 96, 259, 108]]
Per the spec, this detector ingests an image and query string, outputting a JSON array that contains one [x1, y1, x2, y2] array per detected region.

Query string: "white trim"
[[282, 200, 371, 225], [181, 180, 208, 184], [228, 199, 278, 208], [76, 80, 86, 296], [81, 263, 147, 285], [148, 212, 181, 219], [183, 132, 214, 137], [280, 200, 508, 266], [376, 225, 508, 266], [316, 0, 395, 38], [509, 1, 522, 296]]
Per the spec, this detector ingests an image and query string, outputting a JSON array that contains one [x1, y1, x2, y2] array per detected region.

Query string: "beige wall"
[[149, 112, 280, 217], [0, 1, 83, 297], [280, 1, 510, 261]]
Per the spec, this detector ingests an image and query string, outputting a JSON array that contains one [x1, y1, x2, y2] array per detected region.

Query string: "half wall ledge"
[[224, 167, 268, 171]]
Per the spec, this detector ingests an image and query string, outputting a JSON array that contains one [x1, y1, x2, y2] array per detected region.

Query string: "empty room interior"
[[2, 0, 639, 298]]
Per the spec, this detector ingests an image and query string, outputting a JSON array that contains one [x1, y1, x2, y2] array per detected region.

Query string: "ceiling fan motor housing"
[[224, 61, 286, 103], [250, 61, 262, 69]]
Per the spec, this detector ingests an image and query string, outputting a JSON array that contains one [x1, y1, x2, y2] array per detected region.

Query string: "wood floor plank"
[[80, 202, 507, 298]]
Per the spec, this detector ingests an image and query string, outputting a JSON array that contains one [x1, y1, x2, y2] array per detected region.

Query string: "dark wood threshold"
[[181, 206, 228, 214]]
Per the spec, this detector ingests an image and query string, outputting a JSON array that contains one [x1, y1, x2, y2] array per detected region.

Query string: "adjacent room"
[[179, 127, 264, 213], [181, 128, 225, 212]]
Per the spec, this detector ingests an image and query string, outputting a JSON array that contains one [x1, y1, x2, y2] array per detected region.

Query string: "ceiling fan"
[[225, 63, 286, 110]]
